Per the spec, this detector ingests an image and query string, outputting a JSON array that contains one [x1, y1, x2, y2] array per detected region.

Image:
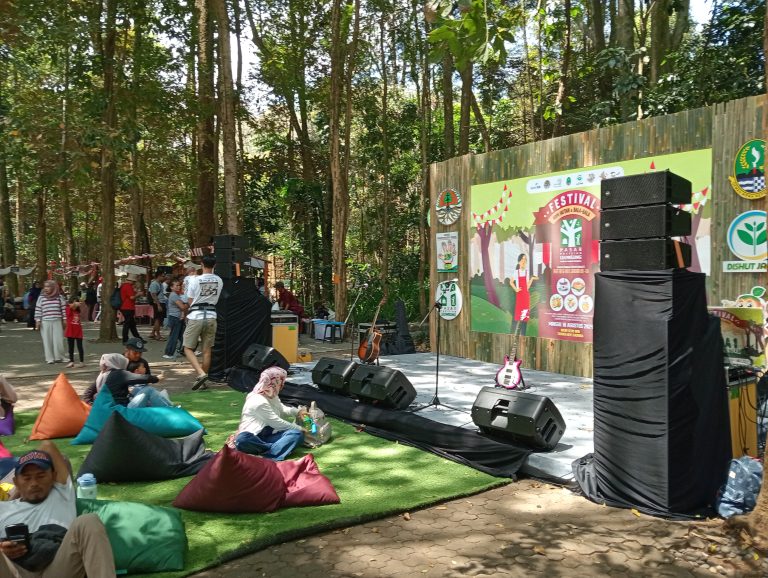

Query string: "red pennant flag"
[[650, 161, 656, 169]]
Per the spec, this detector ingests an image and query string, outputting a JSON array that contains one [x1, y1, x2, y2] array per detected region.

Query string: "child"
[[126, 360, 171, 407], [65, 296, 85, 368]]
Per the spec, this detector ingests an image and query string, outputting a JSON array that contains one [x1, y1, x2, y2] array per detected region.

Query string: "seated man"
[[123, 338, 151, 375], [0, 441, 115, 577]]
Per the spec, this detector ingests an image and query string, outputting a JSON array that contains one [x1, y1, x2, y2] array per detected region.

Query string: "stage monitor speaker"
[[601, 170, 692, 209], [470, 386, 565, 450], [311, 358, 359, 395], [241, 343, 290, 372], [213, 235, 249, 250], [600, 205, 691, 241], [349, 365, 416, 410], [600, 239, 690, 271]]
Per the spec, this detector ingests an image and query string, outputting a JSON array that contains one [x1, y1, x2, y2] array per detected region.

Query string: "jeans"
[[128, 386, 172, 408], [164, 316, 184, 356], [235, 427, 303, 461]]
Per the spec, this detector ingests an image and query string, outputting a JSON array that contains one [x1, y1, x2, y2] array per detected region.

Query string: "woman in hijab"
[[233, 367, 307, 461], [34, 280, 67, 364], [93, 352, 168, 407]]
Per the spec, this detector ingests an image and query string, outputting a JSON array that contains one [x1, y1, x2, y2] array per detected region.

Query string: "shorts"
[[151, 302, 166, 322], [183, 317, 217, 350]]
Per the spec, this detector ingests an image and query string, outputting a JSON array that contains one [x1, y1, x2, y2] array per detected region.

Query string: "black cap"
[[124, 337, 147, 352]]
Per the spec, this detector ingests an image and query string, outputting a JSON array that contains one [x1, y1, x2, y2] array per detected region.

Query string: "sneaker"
[[66, 362, 75, 368], [162, 354, 174, 360], [191, 374, 208, 391]]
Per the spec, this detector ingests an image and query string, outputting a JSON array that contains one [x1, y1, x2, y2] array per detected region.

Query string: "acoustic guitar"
[[358, 298, 386, 363], [494, 309, 527, 389]]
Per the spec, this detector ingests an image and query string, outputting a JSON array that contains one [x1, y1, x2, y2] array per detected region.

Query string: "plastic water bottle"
[[309, 401, 319, 434], [76, 474, 98, 499]]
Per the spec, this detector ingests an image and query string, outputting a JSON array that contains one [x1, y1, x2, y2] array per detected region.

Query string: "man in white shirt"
[[184, 255, 223, 391], [0, 441, 115, 577]]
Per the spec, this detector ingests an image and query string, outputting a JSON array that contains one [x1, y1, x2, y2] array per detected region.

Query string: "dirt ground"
[[1, 320, 766, 577]]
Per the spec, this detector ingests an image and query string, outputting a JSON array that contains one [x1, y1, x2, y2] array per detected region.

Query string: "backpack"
[[110, 287, 123, 310]]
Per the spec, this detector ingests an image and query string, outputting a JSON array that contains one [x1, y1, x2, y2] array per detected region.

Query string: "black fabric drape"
[[280, 381, 530, 479], [209, 278, 272, 380], [576, 270, 731, 517]]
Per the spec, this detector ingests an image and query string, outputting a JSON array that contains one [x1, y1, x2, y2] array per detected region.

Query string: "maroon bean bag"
[[276, 454, 340, 507], [173, 446, 340, 513]]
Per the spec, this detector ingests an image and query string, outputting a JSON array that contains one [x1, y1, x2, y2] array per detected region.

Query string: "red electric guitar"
[[495, 310, 527, 389]]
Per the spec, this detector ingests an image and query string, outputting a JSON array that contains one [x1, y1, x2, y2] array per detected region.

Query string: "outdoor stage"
[[291, 352, 594, 483]]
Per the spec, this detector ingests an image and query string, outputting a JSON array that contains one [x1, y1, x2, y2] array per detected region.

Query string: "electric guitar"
[[495, 310, 527, 389]]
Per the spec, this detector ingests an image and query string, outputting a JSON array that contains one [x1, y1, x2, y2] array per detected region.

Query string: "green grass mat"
[[4, 389, 508, 577]]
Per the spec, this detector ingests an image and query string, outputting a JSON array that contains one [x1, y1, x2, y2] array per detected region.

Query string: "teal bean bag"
[[72, 387, 204, 445], [77, 498, 187, 574]]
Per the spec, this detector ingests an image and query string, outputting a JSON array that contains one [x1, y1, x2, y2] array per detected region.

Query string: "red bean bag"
[[276, 454, 340, 507], [30, 373, 91, 440], [172, 445, 287, 513]]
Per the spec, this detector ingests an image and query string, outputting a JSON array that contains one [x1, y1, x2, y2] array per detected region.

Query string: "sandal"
[[66, 362, 75, 368], [191, 374, 208, 391]]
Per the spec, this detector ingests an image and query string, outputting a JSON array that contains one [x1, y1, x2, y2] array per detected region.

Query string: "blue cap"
[[15, 450, 53, 475]]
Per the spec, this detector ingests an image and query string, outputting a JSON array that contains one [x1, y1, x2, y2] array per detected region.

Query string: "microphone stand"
[[345, 286, 365, 361], [411, 300, 467, 414]]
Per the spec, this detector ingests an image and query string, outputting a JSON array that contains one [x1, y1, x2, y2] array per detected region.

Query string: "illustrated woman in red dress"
[[510, 253, 538, 335]]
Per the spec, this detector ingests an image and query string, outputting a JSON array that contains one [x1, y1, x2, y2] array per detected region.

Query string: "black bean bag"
[[77, 412, 213, 482]]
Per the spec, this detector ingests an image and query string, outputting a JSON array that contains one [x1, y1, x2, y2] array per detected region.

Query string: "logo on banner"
[[436, 188, 463, 225], [435, 280, 462, 321], [723, 210, 767, 272], [728, 139, 765, 200], [560, 218, 582, 248]]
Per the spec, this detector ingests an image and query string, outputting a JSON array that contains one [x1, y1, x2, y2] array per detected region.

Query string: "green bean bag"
[[76, 499, 187, 574], [72, 387, 204, 445]]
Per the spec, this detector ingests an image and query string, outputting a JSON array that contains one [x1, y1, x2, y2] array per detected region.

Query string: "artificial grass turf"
[[4, 389, 508, 577]]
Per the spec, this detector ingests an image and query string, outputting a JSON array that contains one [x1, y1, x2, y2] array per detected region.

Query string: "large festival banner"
[[469, 149, 712, 342]]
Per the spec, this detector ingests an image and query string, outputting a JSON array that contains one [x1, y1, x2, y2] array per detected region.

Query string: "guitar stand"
[[410, 300, 469, 415]]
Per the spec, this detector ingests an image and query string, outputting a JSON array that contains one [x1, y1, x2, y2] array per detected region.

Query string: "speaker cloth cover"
[[600, 238, 691, 270], [600, 170, 692, 209], [349, 365, 416, 410], [471, 387, 565, 450], [311, 358, 359, 395], [590, 270, 731, 516], [600, 205, 691, 240]]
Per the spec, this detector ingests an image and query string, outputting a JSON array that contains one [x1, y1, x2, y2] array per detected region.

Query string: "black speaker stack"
[[471, 386, 565, 450], [599, 171, 692, 270], [213, 235, 250, 279], [311, 357, 416, 410], [242, 343, 290, 372]]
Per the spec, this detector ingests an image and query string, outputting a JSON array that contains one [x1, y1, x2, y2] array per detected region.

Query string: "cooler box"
[[271, 313, 298, 363]]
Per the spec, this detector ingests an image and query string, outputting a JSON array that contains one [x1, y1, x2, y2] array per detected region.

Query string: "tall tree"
[[196, 0, 217, 246]]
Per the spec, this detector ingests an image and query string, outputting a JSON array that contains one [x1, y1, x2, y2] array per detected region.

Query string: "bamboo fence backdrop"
[[429, 95, 767, 378]]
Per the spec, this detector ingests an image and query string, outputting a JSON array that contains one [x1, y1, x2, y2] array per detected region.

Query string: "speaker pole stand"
[[411, 301, 468, 414]]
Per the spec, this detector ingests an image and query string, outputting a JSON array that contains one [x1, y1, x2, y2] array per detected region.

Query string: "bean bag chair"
[[77, 498, 186, 574], [30, 373, 91, 440], [77, 413, 213, 482], [72, 387, 204, 445], [276, 454, 340, 507], [0, 401, 14, 437], [173, 445, 287, 513], [0, 443, 10, 461]]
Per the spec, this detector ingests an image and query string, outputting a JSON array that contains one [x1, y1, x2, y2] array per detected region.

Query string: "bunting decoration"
[[471, 184, 514, 229], [677, 186, 710, 214]]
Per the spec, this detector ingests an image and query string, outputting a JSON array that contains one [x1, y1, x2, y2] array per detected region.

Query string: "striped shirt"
[[35, 295, 67, 321]]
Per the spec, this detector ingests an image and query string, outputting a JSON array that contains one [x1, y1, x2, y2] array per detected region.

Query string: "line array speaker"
[[311, 358, 359, 396], [600, 170, 692, 209], [241, 343, 289, 372], [600, 205, 691, 241], [349, 365, 417, 410], [471, 386, 565, 450], [213, 235, 249, 250], [600, 238, 691, 271]]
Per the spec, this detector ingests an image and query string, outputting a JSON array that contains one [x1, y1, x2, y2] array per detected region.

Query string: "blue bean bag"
[[72, 387, 204, 445]]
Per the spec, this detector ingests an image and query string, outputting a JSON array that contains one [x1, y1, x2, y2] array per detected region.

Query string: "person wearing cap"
[[184, 255, 223, 391], [0, 440, 115, 576], [119, 275, 144, 345], [123, 337, 152, 376]]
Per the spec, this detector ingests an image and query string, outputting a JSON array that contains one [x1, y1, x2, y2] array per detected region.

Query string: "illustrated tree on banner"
[[471, 184, 516, 307]]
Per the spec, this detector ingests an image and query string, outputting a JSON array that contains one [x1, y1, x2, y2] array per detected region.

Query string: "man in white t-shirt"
[[0, 442, 115, 577], [184, 255, 223, 391]]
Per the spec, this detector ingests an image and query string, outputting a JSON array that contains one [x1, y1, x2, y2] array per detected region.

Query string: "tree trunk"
[[442, 52, 454, 159], [98, 0, 119, 341], [616, 0, 635, 121], [458, 63, 472, 155], [470, 92, 491, 152], [0, 141, 18, 296], [649, 0, 670, 85], [233, 0, 245, 232], [418, 0, 431, 317], [522, 6, 536, 141], [329, 0, 350, 318], [35, 191, 47, 286], [212, 0, 239, 234], [588, 0, 611, 103], [379, 17, 390, 301], [552, 0, 572, 138], [196, 0, 217, 247], [670, 0, 690, 52]]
